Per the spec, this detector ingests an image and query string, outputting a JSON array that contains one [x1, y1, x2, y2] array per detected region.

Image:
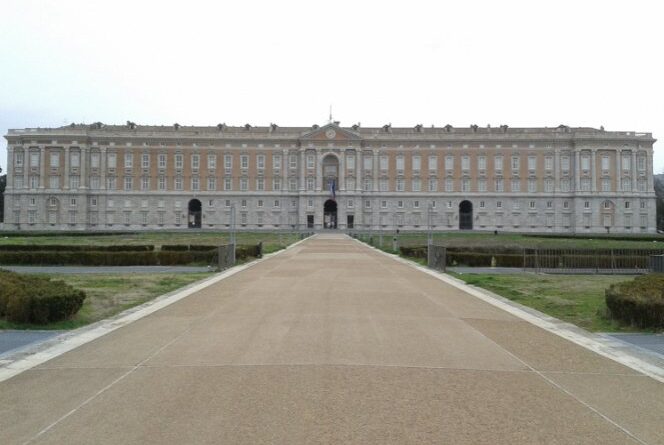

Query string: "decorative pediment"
[[299, 124, 362, 142]]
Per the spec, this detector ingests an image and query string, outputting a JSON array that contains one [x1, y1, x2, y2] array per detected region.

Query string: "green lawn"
[[0, 272, 213, 330], [448, 272, 657, 333]]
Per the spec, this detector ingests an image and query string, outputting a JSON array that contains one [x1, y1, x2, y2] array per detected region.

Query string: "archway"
[[188, 199, 202, 228], [324, 199, 337, 229], [459, 200, 473, 230], [322, 154, 339, 195]]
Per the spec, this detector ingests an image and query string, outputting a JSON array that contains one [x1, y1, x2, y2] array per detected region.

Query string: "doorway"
[[459, 200, 473, 230], [188, 199, 202, 228], [347, 214, 354, 229], [307, 214, 314, 229], [324, 199, 337, 229]]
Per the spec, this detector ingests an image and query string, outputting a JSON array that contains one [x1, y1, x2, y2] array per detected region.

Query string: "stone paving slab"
[[0, 331, 64, 357], [0, 234, 662, 444]]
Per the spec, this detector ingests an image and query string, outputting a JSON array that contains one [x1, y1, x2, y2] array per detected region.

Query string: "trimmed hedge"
[[0, 270, 86, 324], [0, 244, 154, 252], [0, 244, 263, 266], [605, 274, 664, 328]]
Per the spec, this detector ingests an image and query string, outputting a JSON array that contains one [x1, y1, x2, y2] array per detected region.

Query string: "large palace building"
[[2, 122, 657, 233]]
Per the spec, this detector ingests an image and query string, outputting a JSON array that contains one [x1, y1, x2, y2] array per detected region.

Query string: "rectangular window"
[[561, 178, 571, 192], [124, 176, 132, 191], [478, 178, 487, 192], [411, 178, 421, 192], [461, 155, 470, 171], [69, 175, 79, 189], [273, 154, 281, 170], [528, 178, 537, 192], [158, 176, 166, 191], [175, 154, 183, 169], [496, 201, 502, 209], [528, 156, 536, 171], [191, 154, 200, 170], [289, 177, 297, 191], [365, 200, 371, 209], [363, 156, 373, 171], [274, 199, 280, 208], [462, 178, 470, 192], [495, 178, 504, 192], [396, 155, 405, 172], [15, 151, 24, 167], [30, 152, 40, 167], [445, 155, 454, 170], [141, 176, 149, 191], [601, 156, 610, 171], [622, 154, 631, 170], [346, 155, 355, 170], [90, 176, 100, 189], [346, 178, 355, 190], [581, 156, 590, 171], [622, 177, 632, 191], [49, 176, 60, 189], [529, 201, 536, 209], [381, 200, 387, 209], [445, 178, 454, 192], [240, 155, 249, 169], [224, 177, 232, 191], [511, 179, 521, 192], [289, 154, 297, 169], [494, 155, 503, 172], [306, 154, 315, 169], [363, 178, 372, 191], [257, 178, 265, 191], [428, 178, 437, 192], [544, 156, 553, 171], [478, 156, 486, 171], [581, 178, 591, 191], [272, 177, 281, 191], [428, 155, 437, 172], [174, 176, 183, 191], [561, 156, 570, 172], [511, 156, 520, 171], [70, 152, 80, 168], [142, 153, 150, 169], [207, 177, 216, 191], [545, 178, 554, 192], [124, 153, 133, 169], [240, 178, 248, 191], [257, 154, 265, 170], [50, 152, 60, 167], [191, 177, 200, 191], [158, 154, 166, 169], [379, 155, 389, 171], [224, 154, 232, 170], [380, 178, 389, 192], [602, 178, 611, 192], [208, 154, 217, 170], [107, 176, 116, 190], [637, 156, 646, 171]]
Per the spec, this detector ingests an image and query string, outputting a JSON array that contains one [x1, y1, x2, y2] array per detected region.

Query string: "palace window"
[[306, 177, 314, 191], [478, 156, 486, 171], [191, 154, 200, 170], [158, 176, 166, 191], [207, 177, 216, 191], [158, 154, 166, 169], [289, 177, 297, 191], [273, 154, 281, 170], [379, 155, 389, 171], [528, 156, 537, 171], [107, 177, 116, 190], [124, 153, 132, 169], [142, 153, 150, 169], [544, 178, 554, 192], [511, 179, 520, 192], [30, 152, 40, 167], [224, 154, 232, 170], [428, 178, 437, 192], [511, 156, 520, 171], [272, 177, 281, 191], [191, 177, 200, 191], [494, 155, 503, 172], [175, 154, 183, 169], [528, 178, 537, 193], [428, 155, 437, 172], [347, 155, 355, 170], [363, 178, 372, 191], [240, 178, 248, 191], [50, 152, 60, 167], [495, 178, 504, 192], [380, 178, 389, 192], [257, 154, 265, 170], [445, 178, 454, 192], [124, 176, 133, 191], [141, 176, 150, 191], [544, 156, 553, 171], [363, 156, 373, 171], [70, 152, 80, 168], [306, 154, 315, 169], [289, 154, 298, 169], [207, 154, 216, 170], [224, 177, 232, 191], [412, 178, 421, 192], [240, 155, 249, 169], [461, 155, 470, 171], [49, 176, 60, 189], [396, 155, 405, 172], [601, 156, 610, 171], [174, 176, 183, 191], [445, 155, 454, 170], [69, 175, 80, 189]]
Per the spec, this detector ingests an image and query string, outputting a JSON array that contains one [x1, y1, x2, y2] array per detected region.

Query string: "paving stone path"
[[1, 234, 662, 444]]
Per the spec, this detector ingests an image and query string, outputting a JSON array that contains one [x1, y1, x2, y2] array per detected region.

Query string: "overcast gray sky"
[[1, 0, 662, 173]]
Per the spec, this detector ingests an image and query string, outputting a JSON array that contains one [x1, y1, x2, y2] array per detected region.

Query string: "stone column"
[[554, 149, 560, 193], [80, 147, 87, 189], [631, 150, 637, 193], [647, 148, 655, 192], [39, 147, 46, 188], [339, 152, 345, 192], [100, 147, 107, 190], [316, 148, 323, 191], [356, 150, 362, 192], [616, 148, 622, 192], [574, 149, 581, 192], [373, 149, 379, 192], [591, 149, 597, 192], [22, 147, 29, 189], [299, 148, 305, 191], [7, 146, 14, 190], [64, 147, 70, 190]]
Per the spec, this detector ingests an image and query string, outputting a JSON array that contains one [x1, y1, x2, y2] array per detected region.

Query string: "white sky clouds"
[[1, 0, 662, 172]]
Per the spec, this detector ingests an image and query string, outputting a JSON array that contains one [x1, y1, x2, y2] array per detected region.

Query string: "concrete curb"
[[0, 235, 313, 384], [352, 237, 664, 383]]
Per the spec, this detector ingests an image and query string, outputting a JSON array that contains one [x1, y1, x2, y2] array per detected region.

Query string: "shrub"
[[0, 269, 86, 324], [0, 244, 154, 252], [161, 245, 190, 252], [605, 274, 664, 328]]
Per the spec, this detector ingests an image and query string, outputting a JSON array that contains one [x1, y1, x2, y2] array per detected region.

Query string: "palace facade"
[[2, 122, 658, 233]]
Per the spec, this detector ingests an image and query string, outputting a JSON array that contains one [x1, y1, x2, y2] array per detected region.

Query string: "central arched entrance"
[[324, 199, 337, 229], [188, 199, 202, 228], [459, 200, 473, 230]]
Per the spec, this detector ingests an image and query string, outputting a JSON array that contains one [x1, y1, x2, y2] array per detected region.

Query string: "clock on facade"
[[325, 129, 336, 139]]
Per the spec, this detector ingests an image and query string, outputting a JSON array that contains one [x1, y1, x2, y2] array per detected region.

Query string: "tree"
[[655, 174, 664, 232]]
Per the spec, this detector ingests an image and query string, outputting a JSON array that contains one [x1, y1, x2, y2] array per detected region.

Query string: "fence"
[[521, 248, 664, 274]]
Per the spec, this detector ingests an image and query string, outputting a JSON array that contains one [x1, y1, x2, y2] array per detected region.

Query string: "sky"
[[1, 0, 663, 174]]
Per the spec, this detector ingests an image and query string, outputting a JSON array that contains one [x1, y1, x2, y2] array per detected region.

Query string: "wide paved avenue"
[[2, 234, 663, 444]]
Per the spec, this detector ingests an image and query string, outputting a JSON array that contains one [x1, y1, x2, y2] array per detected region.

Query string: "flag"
[[329, 179, 336, 200]]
